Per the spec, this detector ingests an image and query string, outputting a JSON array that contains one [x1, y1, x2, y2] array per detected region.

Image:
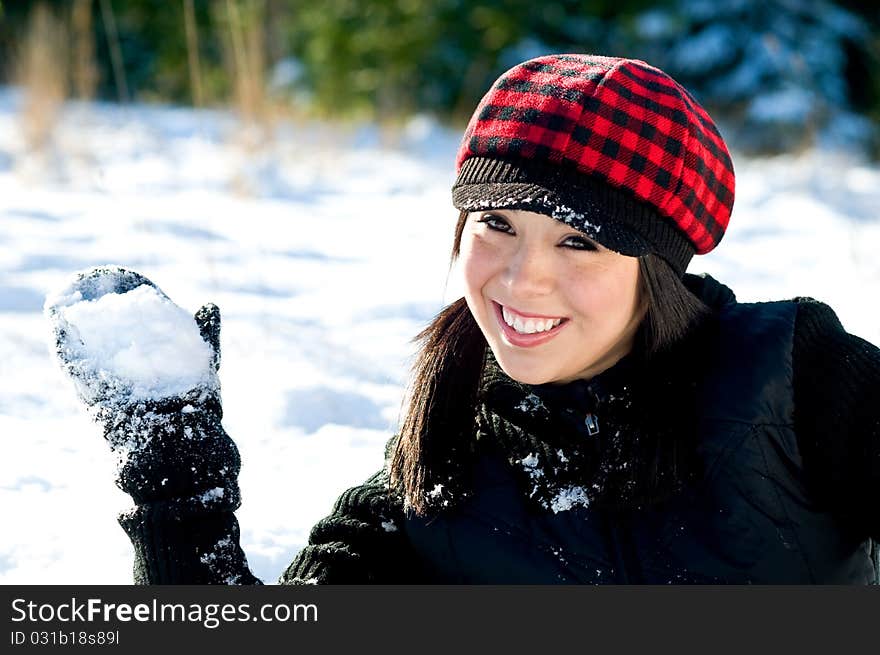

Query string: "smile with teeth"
[[501, 305, 565, 334]]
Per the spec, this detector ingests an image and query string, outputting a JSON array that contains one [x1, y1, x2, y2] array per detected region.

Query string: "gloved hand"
[[45, 266, 241, 511]]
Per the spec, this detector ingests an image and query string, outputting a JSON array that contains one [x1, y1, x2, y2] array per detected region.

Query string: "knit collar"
[[475, 346, 656, 513], [478, 343, 640, 430]]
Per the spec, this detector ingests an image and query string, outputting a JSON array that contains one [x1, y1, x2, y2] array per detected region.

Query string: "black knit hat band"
[[452, 156, 696, 276]]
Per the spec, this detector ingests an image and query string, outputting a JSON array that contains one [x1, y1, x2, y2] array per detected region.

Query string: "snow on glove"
[[45, 266, 240, 511]]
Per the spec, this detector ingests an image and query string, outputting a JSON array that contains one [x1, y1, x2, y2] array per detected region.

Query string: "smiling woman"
[[49, 54, 880, 585]]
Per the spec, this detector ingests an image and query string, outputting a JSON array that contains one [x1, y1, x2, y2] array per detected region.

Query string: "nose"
[[502, 240, 555, 298]]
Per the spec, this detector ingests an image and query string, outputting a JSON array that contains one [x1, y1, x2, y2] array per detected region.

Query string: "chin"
[[492, 353, 560, 386], [510, 372, 556, 385]]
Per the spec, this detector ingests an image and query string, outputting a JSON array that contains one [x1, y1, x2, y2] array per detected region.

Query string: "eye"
[[561, 235, 598, 251], [476, 213, 514, 234]]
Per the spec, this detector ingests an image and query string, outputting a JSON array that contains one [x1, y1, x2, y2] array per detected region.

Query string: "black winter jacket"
[[120, 274, 880, 584]]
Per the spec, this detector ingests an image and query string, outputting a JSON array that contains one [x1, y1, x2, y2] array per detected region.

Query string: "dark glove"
[[46, 266, 240, 510], [46, 267, 263, 585]]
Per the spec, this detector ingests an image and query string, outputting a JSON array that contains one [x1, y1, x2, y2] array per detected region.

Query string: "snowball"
[[55, 284, 215, 402]]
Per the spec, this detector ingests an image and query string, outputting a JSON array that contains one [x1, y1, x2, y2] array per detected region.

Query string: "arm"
[[114, 395, 262, 585], [119, 501, 261, 585], [792, 298, 880, 540], [280, 444, 430, 584]]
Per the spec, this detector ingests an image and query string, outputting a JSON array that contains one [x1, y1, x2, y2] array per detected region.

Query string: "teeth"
[[501, 306, 563, 334]]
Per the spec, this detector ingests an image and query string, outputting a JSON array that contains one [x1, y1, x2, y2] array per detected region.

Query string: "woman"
[[48, 54, 880, 584]]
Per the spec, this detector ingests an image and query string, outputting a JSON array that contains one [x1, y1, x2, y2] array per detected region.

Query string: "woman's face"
[[460, 209, 645, 385]]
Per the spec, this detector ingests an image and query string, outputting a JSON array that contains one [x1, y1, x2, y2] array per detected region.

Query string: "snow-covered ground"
[[1, 88, 878, 583]]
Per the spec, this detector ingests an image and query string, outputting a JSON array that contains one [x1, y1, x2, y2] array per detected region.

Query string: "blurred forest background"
[[1, 0, 879, 157]]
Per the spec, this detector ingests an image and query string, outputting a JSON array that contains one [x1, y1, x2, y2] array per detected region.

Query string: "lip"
[[492, 301, 569, 348]]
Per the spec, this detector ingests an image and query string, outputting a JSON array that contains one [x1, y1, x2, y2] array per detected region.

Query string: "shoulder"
[[789, 296, 880, 366], [692, 282, 876, 364], [791, 296, 844, 337], [787, 297, 880, 440]]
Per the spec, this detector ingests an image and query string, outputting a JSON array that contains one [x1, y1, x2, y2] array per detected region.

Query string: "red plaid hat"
[[451, 54, 735, 275]]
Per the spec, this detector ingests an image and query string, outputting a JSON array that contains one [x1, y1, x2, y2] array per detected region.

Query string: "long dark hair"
[[389, 210, 710, 515]]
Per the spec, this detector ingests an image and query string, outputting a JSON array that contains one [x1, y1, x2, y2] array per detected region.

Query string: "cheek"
[[460, 236, 500, 296], [566, 261, 641, 321]]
